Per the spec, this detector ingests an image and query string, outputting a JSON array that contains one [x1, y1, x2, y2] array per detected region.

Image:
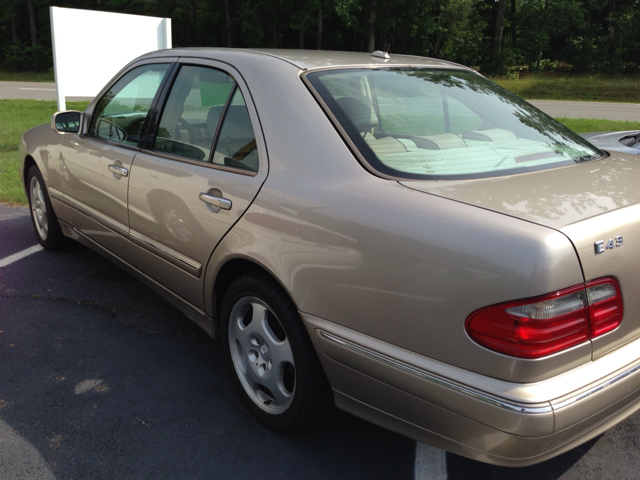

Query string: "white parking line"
[[0, 245, 44, 268], [18, 87, 56, 91], [415, 442, 447, 480]]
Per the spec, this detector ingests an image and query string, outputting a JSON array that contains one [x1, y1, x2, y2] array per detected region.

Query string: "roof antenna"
[[371, 43, 390, 60]]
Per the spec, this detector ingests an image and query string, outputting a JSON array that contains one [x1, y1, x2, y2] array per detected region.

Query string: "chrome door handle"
[[199, 192, 232, 210], [108, 165, 129, 177]]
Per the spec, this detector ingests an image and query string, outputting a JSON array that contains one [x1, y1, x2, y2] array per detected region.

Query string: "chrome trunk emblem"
[[595, 236, 623, 254]]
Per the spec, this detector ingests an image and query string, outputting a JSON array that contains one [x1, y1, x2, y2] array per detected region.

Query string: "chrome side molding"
[[63, 195, 128, 236], [319, 330, 640, 416], [48, 187, 64, 202], [318, 331, 553, 415], [553, 362, 640, 410], [130, 229, 202, 277]]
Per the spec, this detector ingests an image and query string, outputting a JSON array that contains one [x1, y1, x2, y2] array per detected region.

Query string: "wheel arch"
[[210, 256, 293, 333], [217, 256, 334, 431], [23, 155, 37, 191]]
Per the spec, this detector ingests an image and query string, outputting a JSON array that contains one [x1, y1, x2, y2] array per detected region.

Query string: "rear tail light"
[[465, 277, 623, 359]]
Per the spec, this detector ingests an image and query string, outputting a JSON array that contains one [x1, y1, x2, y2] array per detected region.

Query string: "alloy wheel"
[[228, 296, 296, 414]]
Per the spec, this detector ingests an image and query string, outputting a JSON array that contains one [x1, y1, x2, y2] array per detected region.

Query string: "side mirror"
[[52, 111, 82, 134]]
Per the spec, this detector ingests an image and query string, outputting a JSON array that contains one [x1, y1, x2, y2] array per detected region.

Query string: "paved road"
[[1, 82, 639, 122], [0, 82, 90, 102], [529, 100, 640, 122], [0, 82, 57, 100], [0, 205, 416, 479]]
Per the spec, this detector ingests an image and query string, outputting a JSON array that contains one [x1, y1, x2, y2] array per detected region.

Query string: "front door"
[[61, 63, 171, 266]]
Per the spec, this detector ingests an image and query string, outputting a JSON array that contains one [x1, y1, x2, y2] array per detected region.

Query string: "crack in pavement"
[[0, 293, 117, 317]]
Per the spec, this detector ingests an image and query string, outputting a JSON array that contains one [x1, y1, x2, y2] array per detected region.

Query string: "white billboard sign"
[[50, 7, 171, 111]]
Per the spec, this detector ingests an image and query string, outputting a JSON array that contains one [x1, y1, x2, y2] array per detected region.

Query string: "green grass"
[[0, 70, 55, 82], [0, 152, 27, 204], [0, 99, 638, 206], [492, 76, 640, 103], [0, 100, 89, 205]]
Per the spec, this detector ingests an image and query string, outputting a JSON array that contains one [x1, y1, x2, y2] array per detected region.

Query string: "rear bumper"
[[303, 313, 640, 467]]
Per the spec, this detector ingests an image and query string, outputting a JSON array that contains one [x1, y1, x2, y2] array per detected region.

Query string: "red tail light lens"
[[465, 277, 623, 359], [587, 278, 624, 336]]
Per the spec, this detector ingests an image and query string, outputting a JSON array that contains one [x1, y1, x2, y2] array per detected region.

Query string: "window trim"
[[137, 147, 259, 176], [209, 82, 238, 163], [139, 62, 181, 149]]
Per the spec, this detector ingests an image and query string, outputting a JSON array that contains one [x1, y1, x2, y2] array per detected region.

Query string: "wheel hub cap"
[[250, 336, 272, 374]]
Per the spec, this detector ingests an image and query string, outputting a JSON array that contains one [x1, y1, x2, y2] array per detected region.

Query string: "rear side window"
[[153, 66, 235, 162], [90, 64, 170, 146], [306, 68, 604, 180], [151, 64, 259, 172]]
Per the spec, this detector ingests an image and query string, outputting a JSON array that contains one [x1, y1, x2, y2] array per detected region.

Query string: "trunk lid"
[[400, 151, 640, 230], [401, 151, 640, 360]]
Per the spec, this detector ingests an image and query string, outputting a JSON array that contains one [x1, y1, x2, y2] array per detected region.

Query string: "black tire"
[[220, 272, 332, 433], [27, 165, 65, 250]]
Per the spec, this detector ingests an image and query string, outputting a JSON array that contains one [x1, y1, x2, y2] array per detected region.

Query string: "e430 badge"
[[594, 236, 623, 254]]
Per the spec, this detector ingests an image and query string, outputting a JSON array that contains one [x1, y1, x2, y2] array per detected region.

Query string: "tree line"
[[1, 0, 638, 75]]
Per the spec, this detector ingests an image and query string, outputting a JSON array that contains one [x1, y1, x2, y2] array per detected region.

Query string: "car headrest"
[[336, 97, 378, 133], [462, 129, 517, 142]]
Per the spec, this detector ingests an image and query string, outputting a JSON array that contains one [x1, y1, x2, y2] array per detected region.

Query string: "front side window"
[[90, 64, 170, 146], [306, 68, 604, 180]]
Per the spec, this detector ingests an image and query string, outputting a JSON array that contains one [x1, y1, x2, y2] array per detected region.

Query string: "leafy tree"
[[0, 0, 637, 73]]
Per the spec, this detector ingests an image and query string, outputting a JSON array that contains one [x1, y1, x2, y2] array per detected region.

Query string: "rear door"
[[128, 60, 268, 309]]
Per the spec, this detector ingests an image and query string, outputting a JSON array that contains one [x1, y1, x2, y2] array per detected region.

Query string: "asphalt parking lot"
[[4, 204, 640, 479], [0, 205, 417, 479]]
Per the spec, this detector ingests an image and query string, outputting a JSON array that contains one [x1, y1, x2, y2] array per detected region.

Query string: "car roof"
[[141, 47, 467, 71]]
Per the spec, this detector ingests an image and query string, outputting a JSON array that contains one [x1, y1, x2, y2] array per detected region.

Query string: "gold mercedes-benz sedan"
[[20, 48, 640, 466]]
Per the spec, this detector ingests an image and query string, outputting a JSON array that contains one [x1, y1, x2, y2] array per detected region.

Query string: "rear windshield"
[[305, 68, 604, 180]]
